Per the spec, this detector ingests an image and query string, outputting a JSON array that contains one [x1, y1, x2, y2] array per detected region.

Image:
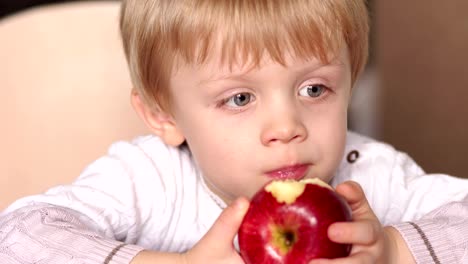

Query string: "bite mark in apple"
[[265, 178, 333, 204]]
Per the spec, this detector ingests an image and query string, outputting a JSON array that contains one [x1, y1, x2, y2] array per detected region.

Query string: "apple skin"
[[238, 180, 352, 264]]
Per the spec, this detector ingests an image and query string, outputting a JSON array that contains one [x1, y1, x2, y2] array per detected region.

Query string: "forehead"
[[173, 44, 350, 82]]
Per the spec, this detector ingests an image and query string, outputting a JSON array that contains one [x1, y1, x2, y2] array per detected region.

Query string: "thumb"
[[199, 197, 250, 251], [335, 181, 376, 219]]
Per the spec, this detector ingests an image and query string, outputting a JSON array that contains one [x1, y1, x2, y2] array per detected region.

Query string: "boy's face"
[[169, 47, 352, 204]]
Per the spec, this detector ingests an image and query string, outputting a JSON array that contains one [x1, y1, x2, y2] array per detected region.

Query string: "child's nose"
[[260, 112, 307, 146]]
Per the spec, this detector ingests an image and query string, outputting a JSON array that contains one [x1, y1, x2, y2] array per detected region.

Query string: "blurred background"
[[0, 0, 75, 18], [1, 0, 467, 179], [374, 0, 468, 179]]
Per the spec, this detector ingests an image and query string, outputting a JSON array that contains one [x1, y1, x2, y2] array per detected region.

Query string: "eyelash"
[[298, 83, 330, 100], [217, 92, 256, 110], [216, 83, 330, 111]]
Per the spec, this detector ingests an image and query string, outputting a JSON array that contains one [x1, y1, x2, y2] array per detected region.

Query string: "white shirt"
[[1, 131, 468, 263]]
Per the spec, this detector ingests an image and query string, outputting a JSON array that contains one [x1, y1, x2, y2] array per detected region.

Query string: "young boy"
[[1, 0, 468, 263]]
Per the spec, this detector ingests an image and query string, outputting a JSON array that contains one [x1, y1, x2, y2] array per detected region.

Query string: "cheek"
[[326, 113, 347, 174], [180, 109, 255, 161], [322, 103, 347, 152], [305, 100, 348, 178], [182, 118, 249, 174], [190, 136, 258, 201], [183, 118, 260, 199]]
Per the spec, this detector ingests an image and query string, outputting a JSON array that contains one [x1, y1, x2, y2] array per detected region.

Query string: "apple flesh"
[[238, 178, 352, 264]]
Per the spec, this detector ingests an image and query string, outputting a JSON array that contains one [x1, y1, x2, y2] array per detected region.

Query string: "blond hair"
[[120, 0, 369, 112]]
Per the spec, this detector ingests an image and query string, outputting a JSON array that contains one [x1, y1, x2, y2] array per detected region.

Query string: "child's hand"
[[309, 181, 414, 264], [131, 197, 249, 264], [182, 197, 249, 264]]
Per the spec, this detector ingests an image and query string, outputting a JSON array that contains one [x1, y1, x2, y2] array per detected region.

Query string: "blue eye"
[[299, 84, 326, 98], [225, 93, 253, 107]]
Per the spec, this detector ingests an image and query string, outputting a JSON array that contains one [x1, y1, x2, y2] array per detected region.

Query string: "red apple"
[[238, 178, 352, 264]]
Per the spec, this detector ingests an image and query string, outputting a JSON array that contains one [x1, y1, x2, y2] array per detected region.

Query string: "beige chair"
[[0, 1, 148, 210]]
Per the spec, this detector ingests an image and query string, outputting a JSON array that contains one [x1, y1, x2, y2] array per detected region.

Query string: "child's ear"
[[130, 90, 185, 147]]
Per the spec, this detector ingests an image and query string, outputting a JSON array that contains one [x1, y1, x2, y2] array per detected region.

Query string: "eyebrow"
[[197, 57, 346, 88], [197, 68, 255, 88]]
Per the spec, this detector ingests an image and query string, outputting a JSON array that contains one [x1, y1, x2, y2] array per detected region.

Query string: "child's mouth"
[[266, 164, 310, 180]]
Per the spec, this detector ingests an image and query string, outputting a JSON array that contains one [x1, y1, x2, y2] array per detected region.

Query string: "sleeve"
[[0, 138, 175, 263], [383, 151, 468, 223], [344, 142, 468, 225], [0, 204, 144, 263], [339, 135, 468, 263], [392, 194, 468, 264]]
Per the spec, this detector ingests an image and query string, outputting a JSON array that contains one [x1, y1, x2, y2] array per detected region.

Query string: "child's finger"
[[335, 180, 366, 205], [335, 181, 376, 219], [328, 220, 380, 245], [309, 251, 374, 264], [198, 197, 249, 252]]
